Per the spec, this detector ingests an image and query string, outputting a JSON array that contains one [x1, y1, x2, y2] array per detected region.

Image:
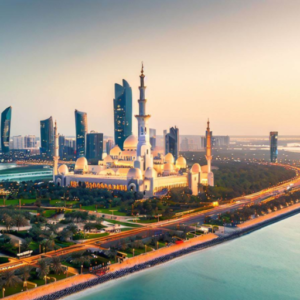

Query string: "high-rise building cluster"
[[270, 131, 278, 163]]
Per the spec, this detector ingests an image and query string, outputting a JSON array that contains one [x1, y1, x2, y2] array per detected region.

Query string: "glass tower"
[[86, 132, 103, 162], [165, 126, 179, 160], [75, 110, 88, 158], [270, 131, 278, 163], [114, 79, 132, 150], [1, 106, 12, 153], [40, 116, 54, 157]]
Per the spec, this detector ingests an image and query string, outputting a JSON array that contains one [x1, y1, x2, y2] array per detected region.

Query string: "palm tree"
[[37, 259, 49, 279], [22, 266, 32, 282], [2, 270, 22, 288], [51, 257, 64, 274], [14, 215, 29, 231]]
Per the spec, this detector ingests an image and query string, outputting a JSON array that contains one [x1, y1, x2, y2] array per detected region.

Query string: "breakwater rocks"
[[34, 207, 300, 300]]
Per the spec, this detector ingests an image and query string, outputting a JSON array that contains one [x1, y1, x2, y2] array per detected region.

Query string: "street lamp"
[[132, 248, 135, 257], [156, 241, 159, 250], [2, 287, 5, 298], [81, 264, 83, 274], [44, 275, 47, 285]]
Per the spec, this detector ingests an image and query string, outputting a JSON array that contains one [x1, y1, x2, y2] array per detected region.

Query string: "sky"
[[1, 0, 300, 137]]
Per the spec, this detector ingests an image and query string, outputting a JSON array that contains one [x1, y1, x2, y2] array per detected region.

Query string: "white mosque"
[[53, 66, 214, 198]]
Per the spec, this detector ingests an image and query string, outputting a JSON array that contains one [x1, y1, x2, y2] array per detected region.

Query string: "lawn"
[[73, 232, 109, 240], [136, 218, 158, 224], [49, 200, 78, 207], [81, 205, 127, 216], [104, 219, 143, 228], [0, 257, 9, 264], [0, 199, 37, 206], [42, 209, 56, 218]]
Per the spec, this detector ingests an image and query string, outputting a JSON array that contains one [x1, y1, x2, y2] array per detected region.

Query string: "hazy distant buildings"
[[164, 126, 179, 160], [40, 116, 54, 157], [12, 135, 24, 149], [270, 131, 278, 163], [150, 128, 156, 150], [114, 80, 132, 150], [86, 131, 103, 162], [24, 135, 36, 148], [202, 135, 230, 148], [105, 139, 114, 154], [1, 106, 12, 153], [75, 110, 88, 158]]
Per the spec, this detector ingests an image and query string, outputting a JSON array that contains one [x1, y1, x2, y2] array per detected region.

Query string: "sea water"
[[68, 214, 300, 300]]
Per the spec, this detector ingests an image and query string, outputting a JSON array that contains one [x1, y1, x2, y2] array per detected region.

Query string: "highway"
[[1, 163, 300, 273]]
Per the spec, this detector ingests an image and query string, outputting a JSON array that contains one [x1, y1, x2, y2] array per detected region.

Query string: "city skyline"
[[1, 0, 300, 137]]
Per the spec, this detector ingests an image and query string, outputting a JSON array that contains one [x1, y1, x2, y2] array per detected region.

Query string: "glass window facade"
[[86, 132, 103, 162], [1, 106, 12, 153], [40, 116, 54, 157], [75, 110, 88, 158], [165, 127, 179, 160], [270, 131, 278, 163], [114, 79, 132, 150]]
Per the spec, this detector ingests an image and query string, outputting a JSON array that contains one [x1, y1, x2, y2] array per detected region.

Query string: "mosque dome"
[[75, 157, 88, 170], [58, 164, 69, 176], [102, 153, 107, 159], [127, 168, 143, 180], [152, 146, 164, 157], [103, 155, 113, 163], [110, 145, 122, 157], [144, 167, 157, 179], [176, 156, 187, 168], [191, 163, 202, 173], [124, 135, 138, 150], [164, 162, 174, 172], [165, 153, 174, 164]]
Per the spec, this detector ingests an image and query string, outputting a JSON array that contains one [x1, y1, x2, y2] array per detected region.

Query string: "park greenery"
[[205, 190, 300, 226]]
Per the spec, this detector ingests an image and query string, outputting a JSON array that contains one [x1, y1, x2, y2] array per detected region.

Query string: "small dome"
[[165, 153, 174, 164], [58, 164, 69, 176], [127, 168, 142, 180], [191, 163, 201, 173], [124, 135, 138, 150], [104, 155, 113, 163], [164, 162, 174, 172], [102, 153, 107, 159], [75, 157, 88, 170], [176, 156, 187, 168], [152, 146, 164, 157], [110, 145, 122, 157], [144, 167, 157, 179]]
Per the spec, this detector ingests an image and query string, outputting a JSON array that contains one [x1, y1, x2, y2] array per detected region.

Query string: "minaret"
[[134, 63, 153, 171], [205, 119, 214, 186], [53, 120, 59, 180]]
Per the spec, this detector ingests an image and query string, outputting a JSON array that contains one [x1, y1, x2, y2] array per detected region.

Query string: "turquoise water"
[[69, 214, 300, 300]]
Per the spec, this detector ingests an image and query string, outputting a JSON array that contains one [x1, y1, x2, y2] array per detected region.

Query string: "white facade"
[[54, 65, 214, 197]]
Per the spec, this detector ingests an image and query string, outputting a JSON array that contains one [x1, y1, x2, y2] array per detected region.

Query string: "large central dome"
[[124, 135, 138, 150]]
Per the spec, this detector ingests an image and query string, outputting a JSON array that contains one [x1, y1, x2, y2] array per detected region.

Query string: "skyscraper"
[[270, 131, 278, 163], [86, 131, 103, 162], [40, 116, 54, 157], [114, 79, 132, 150], [12, 135, 24, 149], [1, 106, 12, 153], [105, 139, 113, 154], [150, 128, 156, 150], [75, 109, 88, 158], [164, 126, 179, 160], [59, 135, 66, 158], [24, 135, 37, 148]]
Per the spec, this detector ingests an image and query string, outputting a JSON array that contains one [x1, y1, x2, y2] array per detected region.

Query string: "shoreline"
[[5, 203, 300, 300]]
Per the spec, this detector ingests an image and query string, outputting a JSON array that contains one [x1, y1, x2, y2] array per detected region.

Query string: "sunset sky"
[[1, 0, 300, 137]]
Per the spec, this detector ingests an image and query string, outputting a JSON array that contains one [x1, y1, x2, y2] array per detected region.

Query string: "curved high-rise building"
[[75, 109, 88, 158], [114, 79, 132, 150], [1, 106, 12, 153], [40, 116, 54, 157]]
